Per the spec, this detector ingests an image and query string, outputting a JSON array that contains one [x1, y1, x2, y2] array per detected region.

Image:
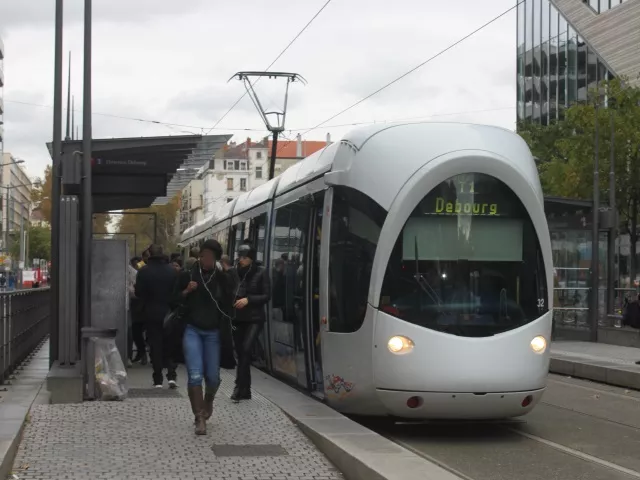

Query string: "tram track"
[[366, 374, 640, 480]]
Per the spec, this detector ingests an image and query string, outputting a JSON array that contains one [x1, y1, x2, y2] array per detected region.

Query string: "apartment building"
[[197, 134, 329, 224]]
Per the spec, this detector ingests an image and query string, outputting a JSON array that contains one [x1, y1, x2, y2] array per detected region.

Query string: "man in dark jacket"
[[231, 240, 270, 401], [135, 244, 179, 388]]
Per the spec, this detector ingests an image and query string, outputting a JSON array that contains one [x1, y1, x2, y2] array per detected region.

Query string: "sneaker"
[[168, 380, 178, 389], [153, 383, 163, 389]]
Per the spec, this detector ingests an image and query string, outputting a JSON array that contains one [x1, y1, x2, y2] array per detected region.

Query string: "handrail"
[[0, 288, 50, 383]]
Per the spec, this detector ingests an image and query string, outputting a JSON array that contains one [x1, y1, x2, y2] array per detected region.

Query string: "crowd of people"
[[127, 239, 270, 435]]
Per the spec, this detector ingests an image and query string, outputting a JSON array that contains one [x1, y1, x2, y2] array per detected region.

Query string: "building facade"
[[1, 153, 32, 239], [517, 0, 640, 125], [179, 178, 204, 234], [0, 36, 4, 183], [197, 135, 329, 226]]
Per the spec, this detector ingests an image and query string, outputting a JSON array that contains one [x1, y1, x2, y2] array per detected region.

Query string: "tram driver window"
[[328, 187, 386, 333], [379, 173, 548, 338]]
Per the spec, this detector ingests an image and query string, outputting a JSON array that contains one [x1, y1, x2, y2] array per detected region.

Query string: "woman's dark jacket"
[[169, 263, 237, 369], [234, 262, 271, 323]]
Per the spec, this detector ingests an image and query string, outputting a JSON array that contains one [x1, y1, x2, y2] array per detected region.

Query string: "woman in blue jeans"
[[174, 239, 236, 435]]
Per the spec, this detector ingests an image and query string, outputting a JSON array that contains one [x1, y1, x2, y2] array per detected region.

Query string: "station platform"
[[10, 363, 342, 480], [551, 340, 640, 390], [3, 343, 460, 480]]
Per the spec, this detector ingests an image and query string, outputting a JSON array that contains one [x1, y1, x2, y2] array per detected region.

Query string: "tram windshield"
[[379, 173, 548, 337]]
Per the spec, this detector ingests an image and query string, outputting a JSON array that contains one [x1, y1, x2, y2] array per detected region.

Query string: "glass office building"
[[516, 0, 630, 125]]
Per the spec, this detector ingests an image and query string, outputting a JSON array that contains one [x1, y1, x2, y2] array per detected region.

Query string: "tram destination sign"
[[420, 181, 519, 217]]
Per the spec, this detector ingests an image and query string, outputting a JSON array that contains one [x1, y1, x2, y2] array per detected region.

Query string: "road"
[[374, 374, 640, 480]]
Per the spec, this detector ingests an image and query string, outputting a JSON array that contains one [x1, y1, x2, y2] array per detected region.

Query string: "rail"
[[0, 287, 50, 383]]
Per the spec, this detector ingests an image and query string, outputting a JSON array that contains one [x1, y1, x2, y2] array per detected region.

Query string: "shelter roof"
[[47, 134, 232, 213]]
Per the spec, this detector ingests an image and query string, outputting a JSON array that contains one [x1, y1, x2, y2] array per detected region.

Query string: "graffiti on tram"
[[325, 374, 355, 398]]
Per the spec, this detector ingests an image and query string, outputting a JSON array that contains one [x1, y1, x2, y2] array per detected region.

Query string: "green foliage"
[[519, 76, 640, 279], [9, 226, 52, 262], [114, 194, 181, 257]]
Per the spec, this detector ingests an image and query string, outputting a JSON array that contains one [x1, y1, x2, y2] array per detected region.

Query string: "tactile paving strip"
[[211, 443, 289, 457], [127, 388, 183, 398]]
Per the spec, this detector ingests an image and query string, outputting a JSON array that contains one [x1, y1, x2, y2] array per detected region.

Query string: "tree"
[[115, 194, 181, 257], [32, 164, 111, 233], [519, 77, 640, 280], [10, 226, 52, 262]]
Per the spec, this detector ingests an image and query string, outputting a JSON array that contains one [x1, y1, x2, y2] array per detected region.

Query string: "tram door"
[[269, 200, 311, 388], [307, 192, 325, 395]]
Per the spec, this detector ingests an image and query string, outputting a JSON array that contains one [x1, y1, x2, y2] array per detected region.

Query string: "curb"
[[550, 356, 640, 390], [251, 369, 462, 480]]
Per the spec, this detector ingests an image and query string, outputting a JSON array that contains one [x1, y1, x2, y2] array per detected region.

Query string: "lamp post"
[[590, 99, 600, 342], [607, 93, 616, 315]]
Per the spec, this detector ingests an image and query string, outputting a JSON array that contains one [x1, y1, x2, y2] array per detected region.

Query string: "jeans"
[[146, 321, 177, 385], [183, 324, 221, 394], [233, 323, 262, 391]]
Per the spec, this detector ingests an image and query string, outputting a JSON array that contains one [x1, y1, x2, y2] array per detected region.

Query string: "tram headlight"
[[530, 336, 547, 354], [388, 336, 414, 355]]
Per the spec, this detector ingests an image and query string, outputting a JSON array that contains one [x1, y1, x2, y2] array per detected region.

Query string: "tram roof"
[[180, 122, 538, 246]]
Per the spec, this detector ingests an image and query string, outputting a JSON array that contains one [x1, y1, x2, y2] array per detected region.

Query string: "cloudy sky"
[[0, 0, 516, 180]]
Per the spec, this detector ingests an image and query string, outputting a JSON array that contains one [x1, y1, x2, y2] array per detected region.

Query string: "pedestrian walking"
[[174, 239, 236, 435], [231, 240, 270, 402], [135, 244, 179, 388]]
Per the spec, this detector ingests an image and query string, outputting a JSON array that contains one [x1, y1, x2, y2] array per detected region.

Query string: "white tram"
[[180, 122, 553, 419]]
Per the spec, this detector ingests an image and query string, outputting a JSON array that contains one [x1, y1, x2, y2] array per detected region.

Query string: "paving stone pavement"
[[11, 364, 343, 480]]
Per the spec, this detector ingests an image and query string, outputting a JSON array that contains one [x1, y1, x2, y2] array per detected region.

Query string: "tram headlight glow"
[[387, 336, 414, 355], [530, 336, 547, 354]]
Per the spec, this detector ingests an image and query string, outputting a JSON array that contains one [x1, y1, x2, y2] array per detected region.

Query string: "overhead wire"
[[296, 0, 523, 138], [203, 0, 334, 135], [5, 97, 514, 137]]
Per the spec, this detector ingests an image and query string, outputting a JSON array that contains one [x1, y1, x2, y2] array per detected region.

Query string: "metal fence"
[[553, 286, 636, 328], [0, 287, 50, 383]]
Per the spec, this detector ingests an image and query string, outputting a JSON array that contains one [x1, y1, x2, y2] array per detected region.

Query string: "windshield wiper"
[[413, 236, 442, 308]]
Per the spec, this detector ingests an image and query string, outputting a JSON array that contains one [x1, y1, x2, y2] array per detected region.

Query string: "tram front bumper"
[[375, 387, 545, 420]]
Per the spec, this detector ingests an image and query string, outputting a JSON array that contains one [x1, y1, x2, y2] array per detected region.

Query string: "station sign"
[[421, 175, 519, 218], [92, 158, 148, 167]]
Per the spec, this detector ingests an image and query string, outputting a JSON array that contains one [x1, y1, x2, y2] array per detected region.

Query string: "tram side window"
[[247, 214, 267, 263], [328, 187, 386, 333], [233, 222, 246, 258], [214, 228, 229, 255], [270, 204, 310, 324]]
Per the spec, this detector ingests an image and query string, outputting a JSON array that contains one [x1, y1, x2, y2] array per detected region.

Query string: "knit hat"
[[201, 239, 223, 259]]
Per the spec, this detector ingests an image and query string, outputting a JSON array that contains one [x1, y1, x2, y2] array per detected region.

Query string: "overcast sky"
[[0, 0, 516, 179]]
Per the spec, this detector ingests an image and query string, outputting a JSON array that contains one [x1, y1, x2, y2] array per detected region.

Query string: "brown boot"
[[204, 393, 215, 420], [188, 386, 207, 435], [187, 386, 198, 424]]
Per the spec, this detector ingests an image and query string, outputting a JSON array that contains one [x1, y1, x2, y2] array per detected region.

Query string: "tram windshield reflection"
[[380, 173, 549, 337]]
